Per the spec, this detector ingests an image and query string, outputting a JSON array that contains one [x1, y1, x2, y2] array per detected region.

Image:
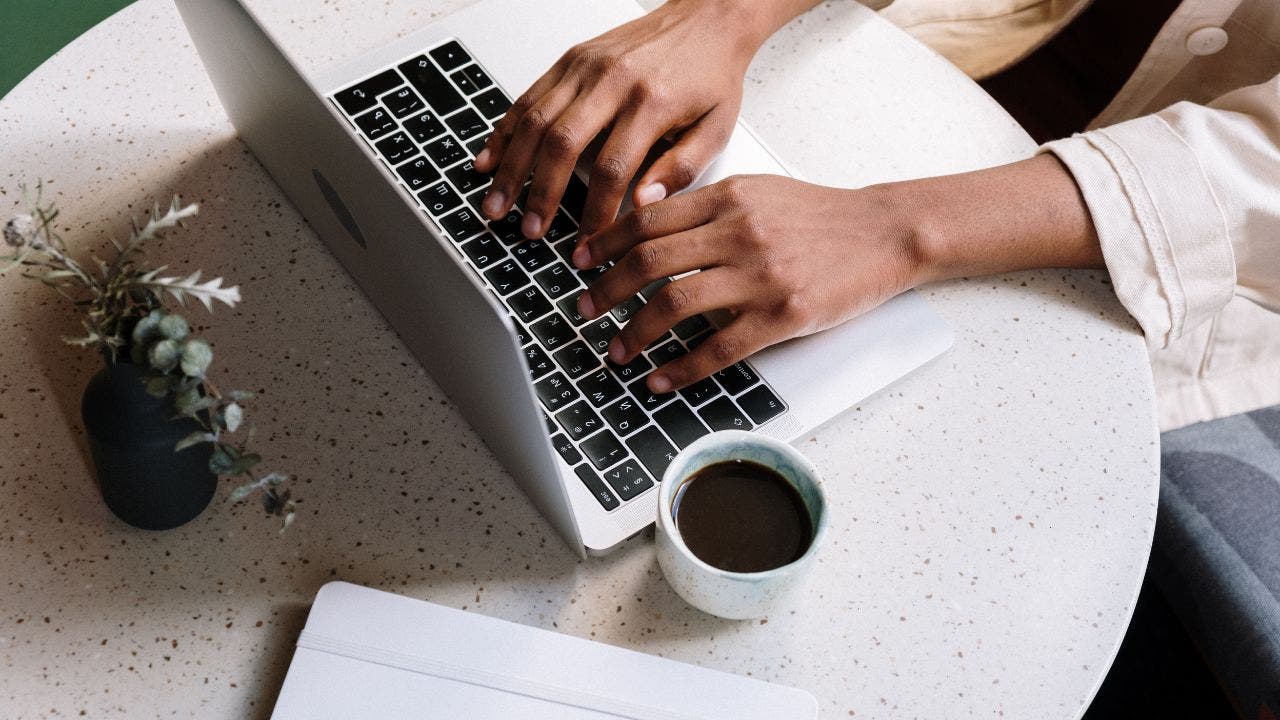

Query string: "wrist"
[[670, 0, 811, 53]]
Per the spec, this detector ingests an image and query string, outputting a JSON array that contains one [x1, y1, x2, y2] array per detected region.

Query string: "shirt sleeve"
[[1041, 73, 1280, 349]]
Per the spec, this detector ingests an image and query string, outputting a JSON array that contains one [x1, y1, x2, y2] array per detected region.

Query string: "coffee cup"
[[655, 430, 829, 620]]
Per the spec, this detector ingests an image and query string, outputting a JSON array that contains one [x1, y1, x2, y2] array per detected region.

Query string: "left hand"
[[571, 174, 927, 393]]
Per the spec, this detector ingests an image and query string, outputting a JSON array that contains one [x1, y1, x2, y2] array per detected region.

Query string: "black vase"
[[80, 358, 217, 530]]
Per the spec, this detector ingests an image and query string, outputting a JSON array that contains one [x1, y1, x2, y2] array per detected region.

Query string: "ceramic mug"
[[655, 430, 829, 620]]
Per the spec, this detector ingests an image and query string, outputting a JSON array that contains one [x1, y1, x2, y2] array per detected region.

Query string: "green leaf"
[[223, 402, 243, 433], [208, 446, 234, 475], [227, 482, 257, 504], [173, 387, 200, 415], [144, 374, 177, 398], [227, 453, 262, 475], [157, 313, 189, 341], [174, 431, 217, 452], [148, 338, 180, 373], [227, 390, 255, 402], [179, 338, 212, 377]]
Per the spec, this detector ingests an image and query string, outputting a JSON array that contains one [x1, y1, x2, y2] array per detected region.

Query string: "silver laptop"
[[174, 0, 953, 556]]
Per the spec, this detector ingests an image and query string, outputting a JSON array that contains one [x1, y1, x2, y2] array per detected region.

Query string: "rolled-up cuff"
[[1042, 114, 1235, 349]]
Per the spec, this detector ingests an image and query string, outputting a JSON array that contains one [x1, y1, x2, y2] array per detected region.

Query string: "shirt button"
[[1186, 26, 1229, 56]]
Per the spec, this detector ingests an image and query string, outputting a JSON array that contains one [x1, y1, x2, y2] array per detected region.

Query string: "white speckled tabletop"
[[0, 1, 1159, 718]]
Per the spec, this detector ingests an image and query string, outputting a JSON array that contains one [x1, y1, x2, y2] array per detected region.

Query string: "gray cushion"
[[1152, 405, 1280, 718]]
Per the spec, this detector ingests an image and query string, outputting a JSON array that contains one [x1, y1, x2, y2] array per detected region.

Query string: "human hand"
[[473, 0, 781, 240], [572, 155, 1103, 393]]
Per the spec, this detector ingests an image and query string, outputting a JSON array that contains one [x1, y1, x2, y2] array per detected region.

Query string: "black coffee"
[[671, 460, 813, 573]]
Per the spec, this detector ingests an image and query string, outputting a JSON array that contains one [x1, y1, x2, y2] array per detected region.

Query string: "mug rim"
[[657, 430, 830, 581]]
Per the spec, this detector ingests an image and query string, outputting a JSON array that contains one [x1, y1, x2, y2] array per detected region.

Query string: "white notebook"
[[271, 582, 819, 719]]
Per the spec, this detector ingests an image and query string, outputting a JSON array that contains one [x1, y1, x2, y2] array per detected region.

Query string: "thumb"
[[633, 107, 736, 207]]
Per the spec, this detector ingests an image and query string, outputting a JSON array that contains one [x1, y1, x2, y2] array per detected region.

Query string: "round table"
[[0, 1, 1159, 717]]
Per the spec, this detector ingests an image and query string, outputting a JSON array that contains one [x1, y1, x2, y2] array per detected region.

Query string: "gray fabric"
[[1151, 406, 1280, 718]]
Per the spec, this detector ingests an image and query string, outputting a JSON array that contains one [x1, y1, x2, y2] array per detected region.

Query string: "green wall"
[[1, 1, 136, 99]]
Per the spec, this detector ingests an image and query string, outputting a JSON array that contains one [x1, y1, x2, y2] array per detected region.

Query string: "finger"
[[607, 269, 740, 365], [647, 316, 773, 393], [520, 93, 615, 238], [571, 184, 719, 269], [481, 83, 577, 220], [579, 226, 722, 321], [632, 105, 737, 207], [474, 61, 567, 173], [576, 115, 668, 238]]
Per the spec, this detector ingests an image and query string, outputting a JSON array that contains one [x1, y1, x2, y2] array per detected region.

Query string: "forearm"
[[886, 154, 1103, 282], [671, 0, 824, 49]]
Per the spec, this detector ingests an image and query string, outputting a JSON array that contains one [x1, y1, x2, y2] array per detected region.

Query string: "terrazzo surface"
[[0, 1, 1158, 717]]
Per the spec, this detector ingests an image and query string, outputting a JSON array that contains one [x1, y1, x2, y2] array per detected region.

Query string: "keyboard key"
[[648, 338, 686, 367], [403, 110, 446, 143], [397, 157, 441, 192], [445, 160, 490, 195], [578, 264, 609, 285], [335, 69, 401, 115], [523, 345, 555, 381], [738, 385, 786, 425], [606, 354, 652, 383], [574, 464, 618, 511], [460, 233, 505, 269], [601, 397, 647, 436], [457, 64, 492, 94], [466, 188, 488, 213], [581, 316, 619, 355], [429, 40, 471, 71], [513, 240, 557, 274], [484, 260, 529, 296], [439, 207, 485, 242], [672, 314, 710, 340], [577, 368, 625, 407], [399, 55, 466, 115], [602, 460, 653, 502], [553, 238, 577, 264], [511, 317, 531, 347], [424, 134, 467, 168], [375, 132, 418, 164], [473, 87, 511, 120], [685, 330, 712, 350], [466, 134, 489, 157], [640, 278, 671, 300], [533, 263, 579, 299], [449, 67, 480, 96], [647, 331, 673, 350], [678, 377, 720, 407], [629, 376, 676, 411], [382, 86, 425, 118], [654, 403, 710, 449], [556, 401, 604, 441], [508, 286, 553, 323], [544, 211, 578, 243], [531, 312, 575, 350], [580, 430, 627, 471], [534, 372, 579, 413], [541, 411, 556, 433], [698, 397, 752, 432], [419, 181, 463, 217], [610, 295, 645, 324], [489, 210, 524, 245], [552, 341, 598, 379], [445, 108, 488, 142], [626, 426, 678, 481], [561, 174, 589, 219], [714, 361, 760, 396], [557, 295, 588, 326], [354, 107, 397, 141], [550, 433, 582, 466]]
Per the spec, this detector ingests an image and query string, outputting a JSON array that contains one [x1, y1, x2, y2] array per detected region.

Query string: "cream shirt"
[[868, 0, 1280, 431]]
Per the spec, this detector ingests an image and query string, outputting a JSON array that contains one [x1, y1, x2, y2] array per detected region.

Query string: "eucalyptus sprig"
[[3, 184, 296, 530]]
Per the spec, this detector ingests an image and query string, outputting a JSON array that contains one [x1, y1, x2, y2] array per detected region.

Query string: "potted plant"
[[3, 185, 295, 531]]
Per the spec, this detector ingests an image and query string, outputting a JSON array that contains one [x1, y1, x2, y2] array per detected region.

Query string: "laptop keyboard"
[[331, 39, 787, 512]]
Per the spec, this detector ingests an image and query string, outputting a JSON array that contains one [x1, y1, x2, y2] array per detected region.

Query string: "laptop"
[[174, 0, 953, 556]]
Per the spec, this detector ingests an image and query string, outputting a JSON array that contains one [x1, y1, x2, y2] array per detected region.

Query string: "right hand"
[[472, 0, 769, 240]]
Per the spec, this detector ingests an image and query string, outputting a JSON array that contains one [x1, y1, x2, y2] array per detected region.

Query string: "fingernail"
[[475, 148, 491, 168], [577, 292, 596, 319], [608, 337, 625, 363], [572, 243, 591, 268], [483, 190, 507, 219], [522, 212, 544, 238], [649, 374, 672, 393], [635, 182, 667, 206]]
